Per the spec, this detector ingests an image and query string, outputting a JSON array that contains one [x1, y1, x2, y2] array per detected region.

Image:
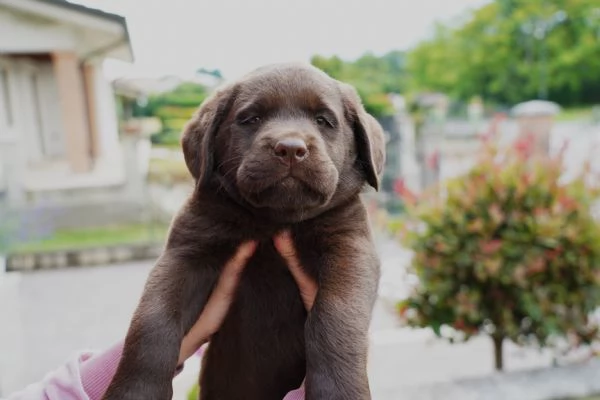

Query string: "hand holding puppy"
[[178, 232, 318, 365]]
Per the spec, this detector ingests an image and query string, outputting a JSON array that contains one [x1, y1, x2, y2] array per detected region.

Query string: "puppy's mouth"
[[235, 164, 338, 210]]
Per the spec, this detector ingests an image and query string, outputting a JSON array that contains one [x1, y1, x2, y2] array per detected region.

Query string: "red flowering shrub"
[[397, 139, 600, 371]]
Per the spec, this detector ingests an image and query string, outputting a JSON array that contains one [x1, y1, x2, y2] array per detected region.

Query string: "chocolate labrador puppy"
[[102, 63, 385, 400]]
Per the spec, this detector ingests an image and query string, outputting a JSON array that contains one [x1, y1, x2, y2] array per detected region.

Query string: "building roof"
[[0, 0, 133, 62], [35, 0, 133, 62], [34, 0, 128, 26]]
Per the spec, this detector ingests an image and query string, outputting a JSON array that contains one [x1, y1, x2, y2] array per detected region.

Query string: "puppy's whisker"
[[215, 156, 246, 172]]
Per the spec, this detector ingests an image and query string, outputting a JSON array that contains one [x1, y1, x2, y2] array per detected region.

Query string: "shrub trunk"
[[492, 334, 504, 371]]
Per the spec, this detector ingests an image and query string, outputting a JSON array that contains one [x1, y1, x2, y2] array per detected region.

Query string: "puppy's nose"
[[273, 138, 308, 165]]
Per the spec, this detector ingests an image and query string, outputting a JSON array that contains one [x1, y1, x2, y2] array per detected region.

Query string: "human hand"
[[178, 241, 257, 365], [273, 231, 318, 312], [274, 230, 317, 395], [177, 231, 318, 367]]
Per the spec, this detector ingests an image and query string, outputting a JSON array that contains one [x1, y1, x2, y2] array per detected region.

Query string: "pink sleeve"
[[79, 341, 124, 400], [282, 385, 305, 400], [5, 341, 123, 400]]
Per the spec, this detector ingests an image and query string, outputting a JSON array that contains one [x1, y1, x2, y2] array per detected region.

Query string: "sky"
[[74, 0, 490, 81]]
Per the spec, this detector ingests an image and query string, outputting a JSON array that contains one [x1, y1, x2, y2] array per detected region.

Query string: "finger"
[[227, 240, 258, 271], [273, 231, 302, 269], [274, 232, 308, 285], [180, 240, 257, 360], [213, 240, 257, 300], [273, 231, 318, 311], [194, 241, 257, 325]]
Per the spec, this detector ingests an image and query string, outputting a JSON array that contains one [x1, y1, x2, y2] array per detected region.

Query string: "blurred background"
[[1, 0, 600, 399]]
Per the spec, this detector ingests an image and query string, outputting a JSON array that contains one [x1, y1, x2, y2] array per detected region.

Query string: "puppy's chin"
[[243, 178, 329, 209], [236, 167, 339, 219]]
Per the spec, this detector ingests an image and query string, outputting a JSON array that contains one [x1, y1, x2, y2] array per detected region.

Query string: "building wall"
[[0, 7, 123, 173], [92, 62, 121, 159], [0, 5, 123, 161], [0, 3, 147, 235], [0, 7, 130, 226]]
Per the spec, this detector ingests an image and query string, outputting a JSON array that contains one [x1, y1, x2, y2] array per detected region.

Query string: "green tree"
[[407, 0, 600, 105], [397, 139, 600, 371], [136, 82, 208, 146], [310, 51, 407, 117]]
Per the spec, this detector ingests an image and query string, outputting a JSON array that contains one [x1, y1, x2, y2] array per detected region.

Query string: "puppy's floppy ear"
[[339, 83, 386, 191], [181, 83, 237, 187]]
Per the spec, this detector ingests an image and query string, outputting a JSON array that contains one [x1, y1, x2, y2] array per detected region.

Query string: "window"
[[0, 68, 13, 127]]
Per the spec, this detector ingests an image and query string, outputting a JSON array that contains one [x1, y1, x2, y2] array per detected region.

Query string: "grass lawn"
[[11, 223, 169, 254]]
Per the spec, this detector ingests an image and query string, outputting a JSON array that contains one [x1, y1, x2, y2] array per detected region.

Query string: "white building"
[[0, 0, 149, 229], [0, 0, 133, 203]]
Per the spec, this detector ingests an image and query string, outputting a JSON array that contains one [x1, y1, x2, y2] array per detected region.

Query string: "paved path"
[[0, 236, 555, 399], [0, 261, 151, 397]]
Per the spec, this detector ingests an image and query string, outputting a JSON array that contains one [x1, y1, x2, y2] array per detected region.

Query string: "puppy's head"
[[182, 63, 385, 222]]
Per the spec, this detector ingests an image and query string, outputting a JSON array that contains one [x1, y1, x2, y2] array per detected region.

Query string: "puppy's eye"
[[241, 116, 261, 125], [316, 116, 329, 127]]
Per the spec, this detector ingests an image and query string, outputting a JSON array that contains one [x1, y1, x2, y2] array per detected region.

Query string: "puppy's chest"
[[236, 241, 317, 306], [244, 241, 314, 279]]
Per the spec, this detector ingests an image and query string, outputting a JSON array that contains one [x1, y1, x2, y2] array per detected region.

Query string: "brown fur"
[[102, 63, 385, 400]]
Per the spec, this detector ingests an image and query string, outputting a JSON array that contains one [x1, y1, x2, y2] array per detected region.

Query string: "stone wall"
[[7, 242, 162, 272]]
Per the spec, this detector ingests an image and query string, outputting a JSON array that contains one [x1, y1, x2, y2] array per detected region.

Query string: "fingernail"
[[279, 230, 292, 241], [241, 241, 257, 254], [273, 232, 287, 248]]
